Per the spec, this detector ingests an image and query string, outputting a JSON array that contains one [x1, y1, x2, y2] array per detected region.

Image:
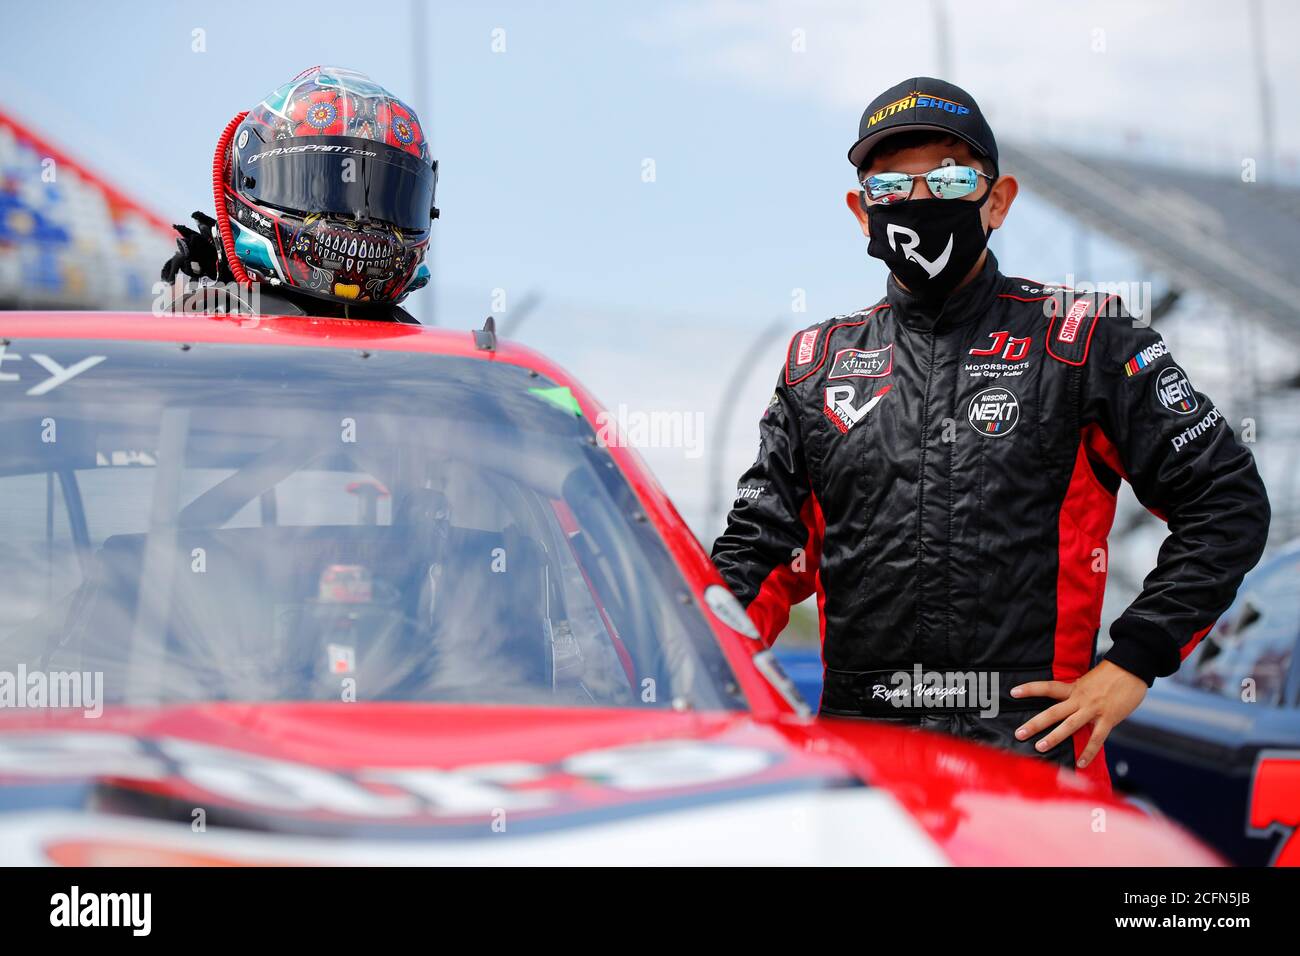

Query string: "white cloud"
[[644, 0, 1300, 167]]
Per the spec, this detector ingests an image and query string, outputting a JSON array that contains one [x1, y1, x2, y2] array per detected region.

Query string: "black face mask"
[[865, 190, 992, 303]]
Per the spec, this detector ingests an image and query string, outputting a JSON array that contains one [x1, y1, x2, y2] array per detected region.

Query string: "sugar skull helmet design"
[[213, 66, 438, 305]]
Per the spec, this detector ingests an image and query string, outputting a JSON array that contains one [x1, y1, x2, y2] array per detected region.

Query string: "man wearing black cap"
[[711, 77, 1270, 786]]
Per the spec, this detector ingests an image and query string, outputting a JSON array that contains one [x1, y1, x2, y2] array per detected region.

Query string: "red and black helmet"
[[213, 66, 438, 305]]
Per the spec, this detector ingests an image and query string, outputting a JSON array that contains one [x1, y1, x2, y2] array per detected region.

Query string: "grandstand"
[[1004, 140, 1300, 548], [0, 106, 173, 310]]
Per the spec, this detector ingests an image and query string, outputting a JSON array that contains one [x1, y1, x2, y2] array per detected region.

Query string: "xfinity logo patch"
[[1154, 365, 1198, 415], [967, 385, 1020, 437], [828, 344, 893, 379], [824, 384, 891, 433], [886, 223, 953, 277]]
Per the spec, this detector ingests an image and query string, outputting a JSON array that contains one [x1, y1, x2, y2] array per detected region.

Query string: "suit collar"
[[886, 251, 1001, 333]]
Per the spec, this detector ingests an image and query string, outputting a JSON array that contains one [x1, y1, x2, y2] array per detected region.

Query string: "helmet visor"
[[235, 134, 436, 232]]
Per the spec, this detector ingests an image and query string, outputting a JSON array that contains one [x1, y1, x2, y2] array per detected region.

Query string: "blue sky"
[[8, 0, 1296, 328], [5, 1, 878, 322], [2, 0, 1296, 532]]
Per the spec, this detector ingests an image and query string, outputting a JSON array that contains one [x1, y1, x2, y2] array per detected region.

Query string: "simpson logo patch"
[[828, 344, 893, 379], [795, 329, 819, 365], [1154, 365, 1199, 415], [1057, 299, 1092, 344], [1124, 340, 1169, 376], [967, 385, 1020, 437]]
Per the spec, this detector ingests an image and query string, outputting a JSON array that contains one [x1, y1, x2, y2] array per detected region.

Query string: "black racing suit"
[[712, 253, 1270, 782]]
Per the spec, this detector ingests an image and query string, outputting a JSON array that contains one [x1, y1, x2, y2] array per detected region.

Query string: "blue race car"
[[1105, 540, 1300, 866]]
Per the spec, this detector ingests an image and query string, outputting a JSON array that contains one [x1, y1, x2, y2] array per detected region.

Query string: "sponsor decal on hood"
[[0, 731, 859, 840]]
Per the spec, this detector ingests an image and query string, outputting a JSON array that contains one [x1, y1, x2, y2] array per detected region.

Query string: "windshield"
[[0, 338, 740, 712], [1183, 553, 1299, 706]]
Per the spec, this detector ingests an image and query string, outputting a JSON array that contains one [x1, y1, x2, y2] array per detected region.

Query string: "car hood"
[[0, 702, 1218, 865]]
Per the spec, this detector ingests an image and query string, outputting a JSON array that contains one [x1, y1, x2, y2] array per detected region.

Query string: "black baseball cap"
[[848, 77, 998, 175]]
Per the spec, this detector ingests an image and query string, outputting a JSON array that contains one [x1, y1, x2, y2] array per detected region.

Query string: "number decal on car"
[[1248, 750, 1300, 867]]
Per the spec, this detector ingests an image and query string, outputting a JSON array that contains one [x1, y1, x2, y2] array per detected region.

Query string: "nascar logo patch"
[[1124, 340, 1169, 376]]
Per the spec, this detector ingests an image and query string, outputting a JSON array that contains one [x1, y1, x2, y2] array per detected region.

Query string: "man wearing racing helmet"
[[711, 77, 1271, 787], [161, 65, 438, 321]]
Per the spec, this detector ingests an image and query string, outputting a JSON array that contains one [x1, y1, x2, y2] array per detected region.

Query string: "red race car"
[[0, 310, 1218, 865]]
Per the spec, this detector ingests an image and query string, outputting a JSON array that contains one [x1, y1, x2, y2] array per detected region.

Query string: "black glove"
[[160, 211, 227, 282]]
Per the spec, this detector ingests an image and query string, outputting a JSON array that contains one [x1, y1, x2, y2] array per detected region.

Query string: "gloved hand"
[[160, 211, 227, 282]]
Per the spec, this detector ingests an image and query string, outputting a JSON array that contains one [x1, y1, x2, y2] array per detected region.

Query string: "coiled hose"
[[211, 111, 252, 285]]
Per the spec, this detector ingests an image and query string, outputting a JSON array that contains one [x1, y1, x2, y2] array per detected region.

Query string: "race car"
[[0, 309, 1219, 865], [1106, 540, 1300, 866]]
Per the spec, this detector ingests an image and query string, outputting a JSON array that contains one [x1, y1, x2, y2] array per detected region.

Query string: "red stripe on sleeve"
[[746, 492, 825, 647]]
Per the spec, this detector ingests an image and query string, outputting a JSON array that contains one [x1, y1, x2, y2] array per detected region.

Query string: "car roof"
[[0, 310, 566, 381]]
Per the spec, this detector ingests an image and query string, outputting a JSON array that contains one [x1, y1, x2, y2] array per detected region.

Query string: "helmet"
[[213, 66, 438, 305]]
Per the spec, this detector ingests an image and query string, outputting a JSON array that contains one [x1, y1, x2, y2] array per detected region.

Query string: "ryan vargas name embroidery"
[[824, 384, 892, 434], [827, 344, 893, 379], [967, 385, 1020, 437], [1154, 365, 1199, 415]]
